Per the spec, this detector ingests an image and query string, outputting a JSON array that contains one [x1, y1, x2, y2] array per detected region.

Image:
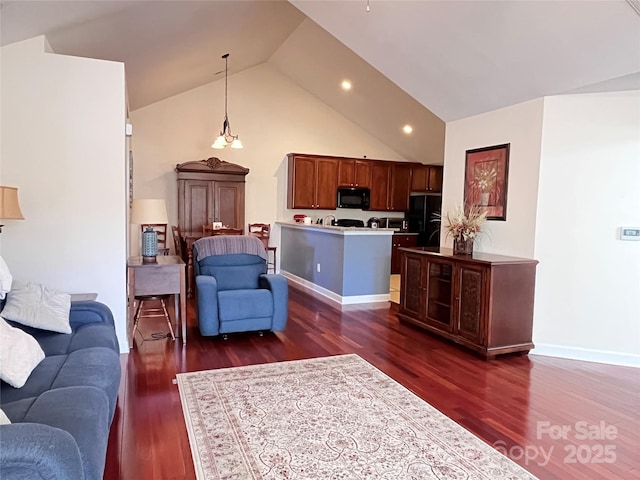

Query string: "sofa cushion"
[[0, 347, 121, 416], [1, 280, 71, 334], [0, 317, 45, 388], [0, 397, 36, 424], [218, 289, 273, 321], [0, 356, 66, 404], [50, 348, 121, 416], [16, 322, 120, 356]]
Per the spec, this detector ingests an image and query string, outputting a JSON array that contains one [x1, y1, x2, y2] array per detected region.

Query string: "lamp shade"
[[0, 186, 25, 220], [130, 199, 168, 225]]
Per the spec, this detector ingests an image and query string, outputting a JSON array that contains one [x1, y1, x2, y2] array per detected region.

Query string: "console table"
[[398, 247, 538, 358], [127, 255, 187, 347]]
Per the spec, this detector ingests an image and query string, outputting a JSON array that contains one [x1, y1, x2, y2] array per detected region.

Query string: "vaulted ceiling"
[[2, 0, 639, 164]]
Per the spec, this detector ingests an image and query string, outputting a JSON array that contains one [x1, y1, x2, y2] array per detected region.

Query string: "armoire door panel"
[[185, 181, 213, 233], [214, 182, 243, 230]]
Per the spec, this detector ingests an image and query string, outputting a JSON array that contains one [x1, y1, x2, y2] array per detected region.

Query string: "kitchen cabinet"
[[176, 158, 248, 234], [287, 154, 339, 209], [369, 162, 391, 211], [390, 163, 413, 211], [398, 247, 538, 358], [286, 153, 434, 212], [369, 162, 412, 212], [391, 234, 418, 274], [411, 165, 443, 193], [338, 159, 371, 188]]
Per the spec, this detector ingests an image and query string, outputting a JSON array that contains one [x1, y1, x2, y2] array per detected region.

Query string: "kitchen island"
[[277, 221, 394, 305]]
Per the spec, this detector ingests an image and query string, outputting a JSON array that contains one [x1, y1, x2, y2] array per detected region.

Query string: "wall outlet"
[[316, 263, 321, 272]]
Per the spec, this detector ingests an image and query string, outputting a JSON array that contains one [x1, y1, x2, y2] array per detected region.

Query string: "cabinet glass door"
[[425, 260, 453, 331]]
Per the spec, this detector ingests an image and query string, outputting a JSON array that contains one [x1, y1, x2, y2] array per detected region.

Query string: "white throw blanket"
[[193, 235, 267, 261]]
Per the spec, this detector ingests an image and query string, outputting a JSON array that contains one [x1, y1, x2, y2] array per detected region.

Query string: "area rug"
[[177, 354, 537, 479]]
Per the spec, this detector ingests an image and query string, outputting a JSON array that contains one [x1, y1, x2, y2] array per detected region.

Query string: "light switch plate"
[[620, 227, 640, 241]]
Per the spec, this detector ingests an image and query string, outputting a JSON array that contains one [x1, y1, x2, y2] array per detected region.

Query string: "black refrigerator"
[[406, 194, 442, 247]]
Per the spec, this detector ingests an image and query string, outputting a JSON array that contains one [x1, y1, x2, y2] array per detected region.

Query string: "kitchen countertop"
[[277, 221, 395, 236]]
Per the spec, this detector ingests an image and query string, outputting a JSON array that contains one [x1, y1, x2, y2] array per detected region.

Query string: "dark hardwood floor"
[[104, 287, 639, 479]]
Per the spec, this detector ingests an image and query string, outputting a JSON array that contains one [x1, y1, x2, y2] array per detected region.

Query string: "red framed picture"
[[464, 143, 510, 221]]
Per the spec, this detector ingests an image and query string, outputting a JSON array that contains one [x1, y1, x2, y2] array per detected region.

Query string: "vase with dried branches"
[[442, 205, 487, 255]]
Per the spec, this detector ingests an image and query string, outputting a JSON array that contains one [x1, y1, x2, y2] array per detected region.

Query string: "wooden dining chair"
[[248, 223, 277, 274], [171, 225, 185, 260]]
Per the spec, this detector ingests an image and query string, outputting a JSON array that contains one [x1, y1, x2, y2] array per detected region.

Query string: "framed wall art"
[[464, 143, 510, 221]]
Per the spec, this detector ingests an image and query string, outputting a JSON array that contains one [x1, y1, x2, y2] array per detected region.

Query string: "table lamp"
[[130, 198, 168, 263], [0, 186, 25, 233]]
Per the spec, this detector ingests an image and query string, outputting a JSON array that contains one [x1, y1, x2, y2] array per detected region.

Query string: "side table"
[[127, 255, 187, 347]]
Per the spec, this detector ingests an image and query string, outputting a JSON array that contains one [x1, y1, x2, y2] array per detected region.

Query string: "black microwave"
[[337, 187, 370, 210]]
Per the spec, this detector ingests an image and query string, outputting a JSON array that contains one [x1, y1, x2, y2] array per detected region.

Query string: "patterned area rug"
[[177, 354, 537, 479]]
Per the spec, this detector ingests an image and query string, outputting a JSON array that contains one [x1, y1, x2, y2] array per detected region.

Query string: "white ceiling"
[[293, 0, 640, 121], [1, 0, 639, 163]]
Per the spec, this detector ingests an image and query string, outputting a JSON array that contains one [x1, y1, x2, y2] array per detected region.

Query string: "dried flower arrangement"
[[443, 204, 488, 242]]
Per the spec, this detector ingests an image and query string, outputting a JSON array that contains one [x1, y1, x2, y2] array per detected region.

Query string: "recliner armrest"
[[195, 275, 220, 336], [259, 274, 288, 331]]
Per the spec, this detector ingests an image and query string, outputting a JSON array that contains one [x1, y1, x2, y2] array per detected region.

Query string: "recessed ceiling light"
[[341, 80, 352, 91], [403, 125, 413, 135]]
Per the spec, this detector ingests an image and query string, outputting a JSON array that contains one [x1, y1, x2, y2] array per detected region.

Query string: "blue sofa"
[[194, 236, 288, 337], [0, 300, 121, 480]]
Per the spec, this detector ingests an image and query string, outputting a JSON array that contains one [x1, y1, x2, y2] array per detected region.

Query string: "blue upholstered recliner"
[[193, 235, 288, 337]]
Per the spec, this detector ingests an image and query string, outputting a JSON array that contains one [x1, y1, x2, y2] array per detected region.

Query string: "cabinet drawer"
[[134, 267, 181, 296]]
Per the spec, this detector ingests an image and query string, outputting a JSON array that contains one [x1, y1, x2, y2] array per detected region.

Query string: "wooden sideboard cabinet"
[[175, 157, 249, 233], [398, 247, 538, 358]]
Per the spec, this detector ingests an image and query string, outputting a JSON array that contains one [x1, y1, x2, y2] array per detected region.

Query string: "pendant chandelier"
[[212, 53, 243, 149]]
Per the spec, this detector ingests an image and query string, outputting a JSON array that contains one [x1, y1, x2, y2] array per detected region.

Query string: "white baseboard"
[[531, 343, 640, 368], [281, 271, 390, 306]]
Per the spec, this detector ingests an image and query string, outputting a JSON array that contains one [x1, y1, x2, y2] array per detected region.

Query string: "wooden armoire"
[[175, 157, 249, 234]]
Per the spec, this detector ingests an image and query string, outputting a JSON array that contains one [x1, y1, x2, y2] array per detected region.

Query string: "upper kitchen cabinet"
[[411, 165, 443, 193], [338, 159, 371, 188], [390, 163, 413, 211], [370, 161, 413, 212], [176, 157, 249, 233], [369, 161, 391, 211], [287, 153, 339, 209]]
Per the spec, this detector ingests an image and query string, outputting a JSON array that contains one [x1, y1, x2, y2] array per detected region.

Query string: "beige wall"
[[442, 93, 640, 366], [0, 36, 128, 352], [442, 99, 544, 257], [129, 63, 410, 255], [533, 91, 640, 365]]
